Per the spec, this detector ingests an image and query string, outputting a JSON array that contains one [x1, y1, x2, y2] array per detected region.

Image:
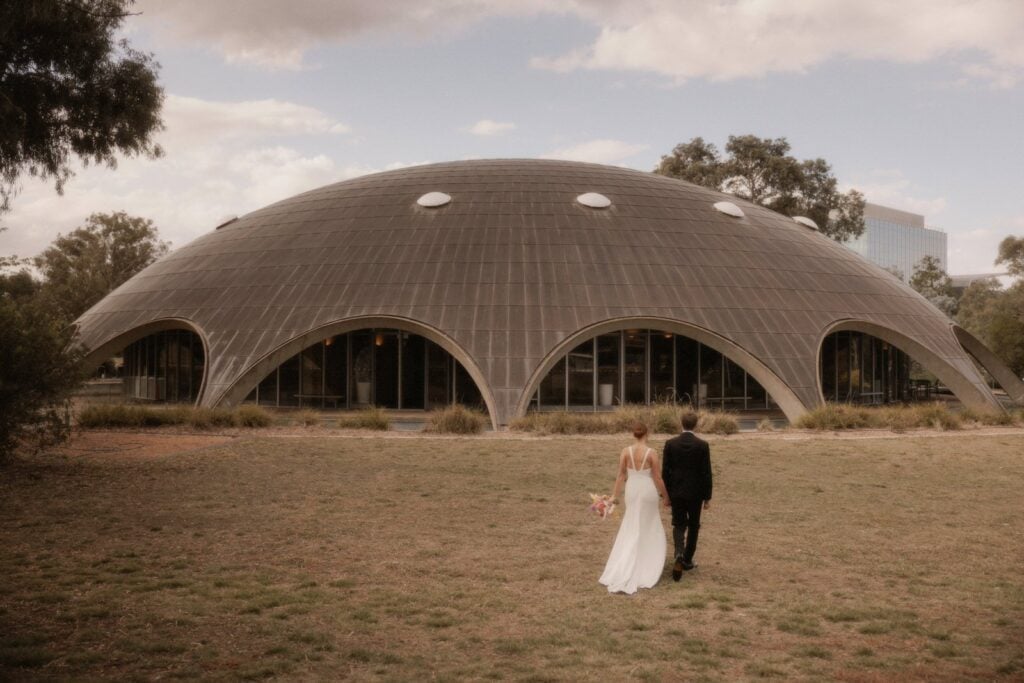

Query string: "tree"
[[909, 255, 956, 317], [34, 211, 168, 323], [0, 292, 85, 459], [655, 135, 866, 241], [996, 235, 1024, 277], [0, 0, 164, 212], [956, 278, 1002, 340], [986, 282, 1024, 377]]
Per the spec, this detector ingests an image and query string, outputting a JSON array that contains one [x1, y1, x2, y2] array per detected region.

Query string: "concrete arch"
[[952, 325, 1024, 405], [80, 318, 211, 406], [817, 319, 1003, 412], [213, 315, 500, 430], [514, 317, 810, 423]]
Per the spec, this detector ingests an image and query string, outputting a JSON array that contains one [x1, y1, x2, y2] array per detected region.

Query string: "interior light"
[[375, 333, 384, 347], [324, 336, 333, 347]]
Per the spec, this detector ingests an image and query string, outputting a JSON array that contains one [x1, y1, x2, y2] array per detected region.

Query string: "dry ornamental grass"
[[1, 430, 1023, 680]]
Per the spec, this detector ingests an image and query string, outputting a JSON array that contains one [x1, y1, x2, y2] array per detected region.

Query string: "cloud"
[[136, 1, 1024, 85], [162, 95, 350, 145], [541, 139, 647, 165], [136, 0, 550, 69], [844, 169, 947, 218], [467, 119, 516, 136], [532, 0, 1024, 87], [0, 94, 398, 260]]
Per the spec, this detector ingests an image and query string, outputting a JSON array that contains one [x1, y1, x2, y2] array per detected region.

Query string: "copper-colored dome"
[[75, 159, 1011, 424]]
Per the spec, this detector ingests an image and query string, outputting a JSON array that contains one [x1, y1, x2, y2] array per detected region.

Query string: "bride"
[[599, 422, 670, 594]]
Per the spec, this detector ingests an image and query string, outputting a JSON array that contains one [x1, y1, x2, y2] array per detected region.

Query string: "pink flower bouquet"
[[588, 493, 616, 519]]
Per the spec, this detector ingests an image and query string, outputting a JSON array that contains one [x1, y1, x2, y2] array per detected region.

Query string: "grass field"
[[1, 430, 1023, 681]]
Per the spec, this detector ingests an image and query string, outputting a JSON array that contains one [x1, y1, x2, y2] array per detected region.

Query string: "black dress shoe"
[[681, 559, 695, 571], [672, 557, 683, 582]]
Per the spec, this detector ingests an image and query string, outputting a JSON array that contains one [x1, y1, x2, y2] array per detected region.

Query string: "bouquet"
[[588, 493, 616, 520]]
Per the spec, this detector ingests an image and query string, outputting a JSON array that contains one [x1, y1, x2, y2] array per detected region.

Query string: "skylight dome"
[[417, 192, 451, 208], [576, 192, 611, 209], [713, 201, 744, 218]]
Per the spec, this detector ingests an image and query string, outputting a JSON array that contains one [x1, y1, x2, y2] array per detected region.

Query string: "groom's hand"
[[703, 500, 711, 510]]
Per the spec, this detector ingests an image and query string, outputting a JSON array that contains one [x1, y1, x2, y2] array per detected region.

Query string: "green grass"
[[1, 431, 1022, 679]]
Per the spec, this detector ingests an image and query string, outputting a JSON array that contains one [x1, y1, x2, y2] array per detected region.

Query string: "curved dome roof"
[[76, 159, 1002, 423]]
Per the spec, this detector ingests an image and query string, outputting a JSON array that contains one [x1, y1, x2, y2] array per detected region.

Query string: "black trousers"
[[670, 497, 703, 562]]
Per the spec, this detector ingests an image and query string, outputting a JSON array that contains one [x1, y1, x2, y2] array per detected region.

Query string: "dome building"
[[75, 160, 1023, 428]]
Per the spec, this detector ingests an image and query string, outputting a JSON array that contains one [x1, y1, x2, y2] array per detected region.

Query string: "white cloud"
[[541, 139, 647, 165], [467, 119, 516, 136], [136, 0, 550, 69], [136, 1, 1024, 86], [845, 169, 947, 218], [532, 0, 1024, 87], [162, 95, 350, 146], [0, 94, 391, 260]]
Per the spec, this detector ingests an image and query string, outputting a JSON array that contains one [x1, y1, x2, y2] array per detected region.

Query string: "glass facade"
[[122, 330, 204, 403], [843, 205, 947, 282], [820, 331, 913, 404], [245, 329, 484, 410], [531, 330, 774, 412]]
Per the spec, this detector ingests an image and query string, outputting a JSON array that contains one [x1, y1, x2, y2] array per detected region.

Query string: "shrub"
[[425, 405, 488, 434], [795, 404, 871, 430], [235, 405, 273, 428], [292, 409, 321, 427], [697, 410, 739, 435], [338, 407, 389, 431], [756, 418, 775, 432], [651, 403, 682, 434], [796, 402, 970, 431], [77, 404, 144, 428], [959, 407, 1015, 426]]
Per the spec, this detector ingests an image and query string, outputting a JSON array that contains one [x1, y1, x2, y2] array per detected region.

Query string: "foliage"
[[235, 405, 273, 428], [795, 403, 969, 431], [76, 404, 275, 429], [34, 211, 168, 323], [996, 235, 1024, 277], [509, 406, 738, 435], [909, 255, 956, 317], [956, 278, 1002, 340], [424, 405, 488, 434], [0, 294, 85, 458], [337, 407, 390, 431], [655, 135, 866, 241], [983, 282, 1024, 377], [0, 0, 164, 212]]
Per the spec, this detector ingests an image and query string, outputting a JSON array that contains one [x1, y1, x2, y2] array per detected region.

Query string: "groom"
[[662, 411, 713, 581]]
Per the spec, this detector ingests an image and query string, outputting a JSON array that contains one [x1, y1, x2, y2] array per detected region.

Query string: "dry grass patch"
[[796, 402, 971, 431], [1, 432, 1022, 680], [336, 406, 390, 430], [510, 406, 739, 435], [424, 405, 488, 434]]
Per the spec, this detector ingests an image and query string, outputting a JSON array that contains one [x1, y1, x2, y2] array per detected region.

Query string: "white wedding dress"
[[599, 446, 667, 594]]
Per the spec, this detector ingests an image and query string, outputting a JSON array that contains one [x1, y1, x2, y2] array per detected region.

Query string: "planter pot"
[[356, 381, 371, 404], [599, 383, 614, 407]]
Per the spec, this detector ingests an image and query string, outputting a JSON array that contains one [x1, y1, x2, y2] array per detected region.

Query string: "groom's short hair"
[[681, 411, 699, 431]]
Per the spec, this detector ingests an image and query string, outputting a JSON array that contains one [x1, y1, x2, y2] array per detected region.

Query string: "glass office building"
[[844, 203, 947, 281]]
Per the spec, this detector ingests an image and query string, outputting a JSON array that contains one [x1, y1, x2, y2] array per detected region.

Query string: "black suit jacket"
[[662, 431, 713, 502]]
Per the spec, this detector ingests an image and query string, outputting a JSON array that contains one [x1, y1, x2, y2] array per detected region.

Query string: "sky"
[[2, 0, 1024, 275]]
